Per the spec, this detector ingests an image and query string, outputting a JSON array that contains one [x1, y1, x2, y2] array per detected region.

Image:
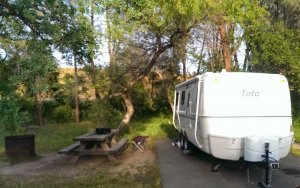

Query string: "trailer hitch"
[[257, 142, 279, 188]]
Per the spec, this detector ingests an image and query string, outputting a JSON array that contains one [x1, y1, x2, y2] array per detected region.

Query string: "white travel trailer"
[[173, 71, 294, 164]]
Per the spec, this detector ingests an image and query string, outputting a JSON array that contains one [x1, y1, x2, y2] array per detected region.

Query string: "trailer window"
[[181, 91, 185, 105], [187, 93, 190, 107], [175, 92, 179, 106]]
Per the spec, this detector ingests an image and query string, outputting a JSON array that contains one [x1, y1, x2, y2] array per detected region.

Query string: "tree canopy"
[[1, 0, 300, 131]]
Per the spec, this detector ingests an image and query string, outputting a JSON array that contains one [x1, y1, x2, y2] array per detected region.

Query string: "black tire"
[[179, 132, 184, 150], [182, 134, 191, 151]]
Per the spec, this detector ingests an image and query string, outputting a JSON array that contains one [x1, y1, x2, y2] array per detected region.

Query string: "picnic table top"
[[74, 129, 118, 142]]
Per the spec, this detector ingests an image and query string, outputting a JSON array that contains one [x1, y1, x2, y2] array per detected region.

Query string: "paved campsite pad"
[[156, 139, 300, 188]]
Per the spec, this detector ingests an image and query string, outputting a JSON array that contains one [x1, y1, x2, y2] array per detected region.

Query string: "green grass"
[[0, 115, 174, 187], [293, 119, 300, 143], [35, 121, 98, 152], [0, 115, 176, 156], [125, 115, 177, 141], [294, 129, 300, 143], [288, 119, 300, 156], [0, 122, 97, 156], [291, 147, 300, 157]]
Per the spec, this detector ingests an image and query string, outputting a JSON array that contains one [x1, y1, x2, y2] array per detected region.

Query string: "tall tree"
[[104, 0, 206, 130], [0, 0, 76, 41], [244, 2, 300, 92], [204, 0, 267, 71], [78, 0, 102, 99], [8, 40, 58, 126]]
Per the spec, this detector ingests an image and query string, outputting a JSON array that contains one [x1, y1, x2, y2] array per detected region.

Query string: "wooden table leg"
[[107, 154, 117, 161], [111, 137, 117, 145], [100, 141, 110, 151]]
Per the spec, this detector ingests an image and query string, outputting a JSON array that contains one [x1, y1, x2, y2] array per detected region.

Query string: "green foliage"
[[125, 115, 177, 140], [57, 73, 88, 107], [294, 126, 300, 143], [131, 82, 156, 116], [1, 0, 76, 40], [0, 98, 30, 135], [51, 105, 73, 124], [291, 92, 300, 119], [205, 0, 267, 23], [293, 116, 300, 143], [0, 114, 175, 156], [34, 122, 96, 152], [1, 0, 300, 132], [11, 40, 58, 94], [88, 99, 123, 127], [246, 22, 300, 92]]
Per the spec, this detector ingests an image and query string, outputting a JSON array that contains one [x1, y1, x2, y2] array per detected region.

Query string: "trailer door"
[[186, 82, 198, 127]]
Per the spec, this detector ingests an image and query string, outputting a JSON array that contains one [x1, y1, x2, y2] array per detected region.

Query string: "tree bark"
[[117, 29, 189, 132], [182, 57, 187, 81], [243, 42, 250, 71], [89, 0, 100, 99], [167, 84, 175, 113], [197, 38, 206, 74], [74, 55, 80, 123], [35, 75, 44, 126], [137, 41, 172, 80], [233, 51, 239, 71], [218, 23, 232, 71], [106, 9, 115, 65], [117, 88, 134, 133]]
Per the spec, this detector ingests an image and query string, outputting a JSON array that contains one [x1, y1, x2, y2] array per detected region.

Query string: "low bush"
[[0, 98, 30, 134], [87, 99, 122, 128]]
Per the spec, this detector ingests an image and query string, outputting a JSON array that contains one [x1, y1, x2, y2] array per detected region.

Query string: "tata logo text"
[[242, 90, 259, 97]]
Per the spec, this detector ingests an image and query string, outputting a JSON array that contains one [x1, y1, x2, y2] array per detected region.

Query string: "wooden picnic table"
[[74, 129, 118, 142], [58, 129, 128, 161]]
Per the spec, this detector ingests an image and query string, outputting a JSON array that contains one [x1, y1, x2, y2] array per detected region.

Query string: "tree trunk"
[[106, 9, 115, 65], [182, 58, 187, 81], [36, 94, 44, 126], [218, 23, 231, 71], [167, 83, 175, 113], [118, 88, 134, 133], [89, 0, 100, 99], [35, 75, 44, 126], [74, 56, 80, 123], [233, 51, 239, 71], [197, 38, 206, 74], [243, 42, 250, 71]]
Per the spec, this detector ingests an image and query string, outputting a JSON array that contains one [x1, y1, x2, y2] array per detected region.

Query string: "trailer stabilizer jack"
[[257, 143, 275, 188]]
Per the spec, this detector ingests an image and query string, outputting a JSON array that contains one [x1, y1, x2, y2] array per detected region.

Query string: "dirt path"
[[0, 149, 156, 185]]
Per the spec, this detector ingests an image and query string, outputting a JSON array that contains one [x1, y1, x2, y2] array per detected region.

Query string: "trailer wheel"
[[179, 132, 184, 149], [182, 135, 191, 151], [179, 133, 190, 151]]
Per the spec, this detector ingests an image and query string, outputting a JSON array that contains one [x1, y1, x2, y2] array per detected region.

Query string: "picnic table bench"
[[58, 129, 128, 161], [57, 141, 80, 154]]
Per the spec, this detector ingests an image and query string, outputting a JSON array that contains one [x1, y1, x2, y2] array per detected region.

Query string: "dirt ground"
[[0, 147, 156, 186]]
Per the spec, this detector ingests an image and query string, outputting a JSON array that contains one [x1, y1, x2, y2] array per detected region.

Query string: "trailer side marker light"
[[281, 80, 286, 83]]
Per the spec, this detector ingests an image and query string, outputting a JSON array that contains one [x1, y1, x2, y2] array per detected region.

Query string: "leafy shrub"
[[0, 98, 30, 134], [43, 99, 75, 123], [88, 99, 122, 128], [52, 105, 73, 123]]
